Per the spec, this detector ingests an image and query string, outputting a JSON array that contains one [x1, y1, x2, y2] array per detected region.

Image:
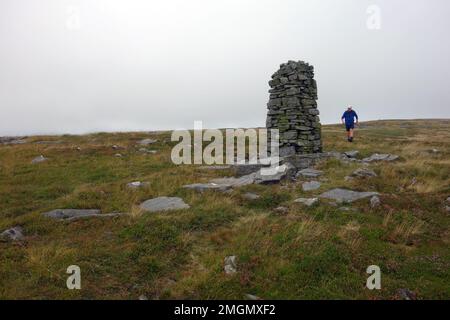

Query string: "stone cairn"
[[266, 60, 322, 156]]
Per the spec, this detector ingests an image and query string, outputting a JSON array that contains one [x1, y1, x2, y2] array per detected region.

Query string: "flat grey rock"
[[352, 168, 377, 178], [254, 162, 296, 184], [1, 226, 24, 241], [42, 209, 122, 221], [140, 197, 190, 212], [344, 150, 359, 158], [31, 155, 47, 164], [294, 197, 318, 206], [183, 183, 231, 193], [224, 256, 237, 274], [243, 192, 260, 200], [296, 168, 323, 178], [127, 181, 150, 189], [362, 153, 399, 163], [210, 172, 257, 188], [319, 188, 379, 203], [302, 180, 321, 191], [138, 138, 158, 145]]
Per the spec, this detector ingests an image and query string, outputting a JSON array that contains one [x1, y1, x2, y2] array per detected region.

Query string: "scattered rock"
[[140, 197, 190, 213], [243, 192, 260, 200], [75, 147, 82, 151], [138, 148, 157, 154], [302, 181, 321, 191], [351, 168, 377, 178], [319, 188, 378, 203], [42, 209, 122, 221], [362, 153, 399, 163], [254, 162, 296, 184], [114, 153, 123, 157], [344, 150, 359, 158], [397, 288, 417, 300], [344, 176, 354, 182], [1, 226, 24, 241], [294, 197, 318, 207], [183, 183, 231, 193], [273, 206, 289, 215], [210, 172, 257, 188], [370, 195, 381, 208], [138, 138, 158, 145], [112, 145, 120, 150], [1, 136, 27, 145], [224, 256, 237, 274], [31, 155, 47, 164], [296, 168, 323, 178], [138, 295, 148, 300], [126, 181, 150, 189]]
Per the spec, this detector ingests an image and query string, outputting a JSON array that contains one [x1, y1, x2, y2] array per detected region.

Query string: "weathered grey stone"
[[302, 181, 321, 191], [294, 198, 318, 207], [319, 188, 379, 203], [397, 288, 417, 300], [352, 168, 377, 178], [138, 148, 157, 154], [183, 183, 231, 193], [0, 137, 27, 145], [266, 60, 322, 154], [370, 195, 381, 208], [31, 155, 47, 164], [1, 226, 24, 241], [210, 172, 257, 188], [42, 209, 122, 221], [344, 150, 359, 158], [273, 206, 289, 214], [224, 256, 237, 274], [114, 153, 123, 157], [138, 138, 158, 145], [127, 181, 150, 189], [140, 197, 190, 212], [362, 153, 399, 163], [296, 168, 323, 178], [243, 192, 260, 200], [254, 163, 296, 184]]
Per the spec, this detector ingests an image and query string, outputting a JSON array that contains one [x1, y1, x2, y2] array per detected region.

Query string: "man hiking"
[[341, 106, 359, 142]]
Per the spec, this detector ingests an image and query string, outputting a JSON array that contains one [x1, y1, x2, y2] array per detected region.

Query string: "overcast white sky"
[[1, 0, 449, 135]]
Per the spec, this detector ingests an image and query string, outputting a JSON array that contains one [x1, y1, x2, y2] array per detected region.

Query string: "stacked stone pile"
[[266, 60, 322, 156]]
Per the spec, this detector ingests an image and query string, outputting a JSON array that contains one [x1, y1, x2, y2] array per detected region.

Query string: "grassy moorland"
[[0, 119, 449, 300]]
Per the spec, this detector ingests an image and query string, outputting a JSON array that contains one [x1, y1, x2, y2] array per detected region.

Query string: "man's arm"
[[341, 112, 346, 124], [354, 111, 359, 124]]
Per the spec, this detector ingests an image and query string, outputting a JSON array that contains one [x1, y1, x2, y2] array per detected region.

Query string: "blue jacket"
[[342, 110, 358, 125]]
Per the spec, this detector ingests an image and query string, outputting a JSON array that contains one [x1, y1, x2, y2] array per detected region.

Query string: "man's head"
[[347, 105, 352, 111]]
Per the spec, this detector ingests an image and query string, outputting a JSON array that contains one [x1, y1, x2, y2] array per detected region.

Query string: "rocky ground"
[[0, 119, 449, 299]]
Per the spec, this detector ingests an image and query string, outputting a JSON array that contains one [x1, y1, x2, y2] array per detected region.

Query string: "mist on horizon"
[[1, 0, 449, 136]]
